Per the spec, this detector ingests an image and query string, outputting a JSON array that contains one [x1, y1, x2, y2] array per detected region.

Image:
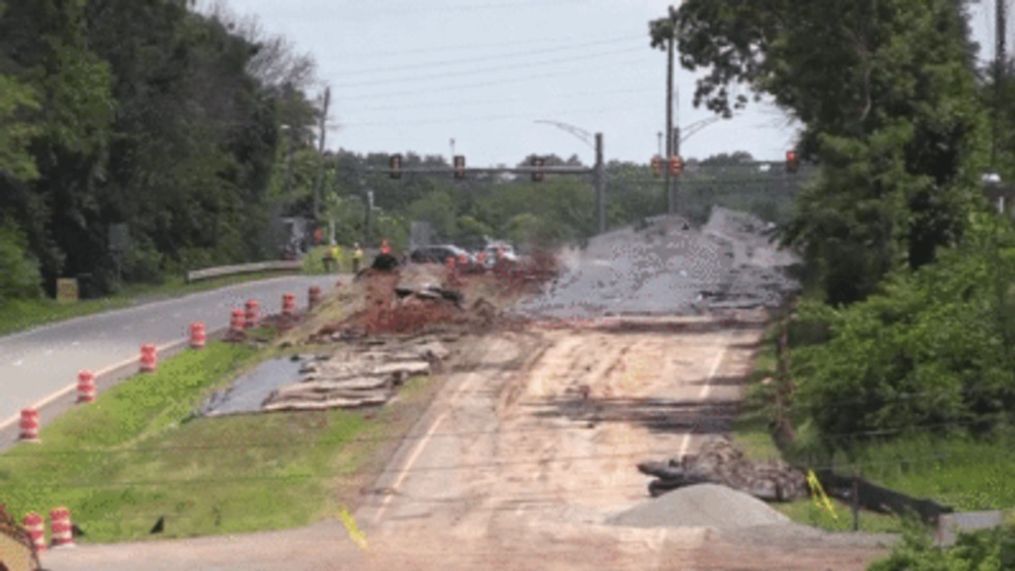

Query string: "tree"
[[666, 0, 986, 303]]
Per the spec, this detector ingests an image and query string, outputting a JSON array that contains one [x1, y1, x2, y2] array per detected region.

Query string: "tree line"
[[663, 0, 1015, 452], [0, 0, 319, 300]]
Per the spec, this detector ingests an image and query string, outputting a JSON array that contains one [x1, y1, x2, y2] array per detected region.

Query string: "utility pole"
[[594, 133, 606, 234], [312, 87, 331, 222], [665, 30, 675, 214], [672, 125, 681, 215], [993, 0, 1008, 168]]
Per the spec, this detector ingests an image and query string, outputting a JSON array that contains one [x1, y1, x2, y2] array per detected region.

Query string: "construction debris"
[[260, 336, 450, 412], [637, 437, 808, 502]]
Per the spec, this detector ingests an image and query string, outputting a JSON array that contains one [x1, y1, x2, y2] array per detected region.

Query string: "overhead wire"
[[328, 35, 645, 76], [334, 46, 647, 89]]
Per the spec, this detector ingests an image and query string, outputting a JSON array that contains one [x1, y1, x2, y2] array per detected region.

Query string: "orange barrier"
[[76, 370, 96, 404], [244, 299, 260, 329], [19, 408, 40, 443], [49, 507, 74, 548], [23, 512, 46, 553], [189, 321, 206, 349], [308, 286, 322, 310], [139, 343, 158, 373], [282, 293, 296, 317]]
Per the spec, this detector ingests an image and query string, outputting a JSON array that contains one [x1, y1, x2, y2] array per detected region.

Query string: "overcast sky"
[[216, 0, 1003, 167]]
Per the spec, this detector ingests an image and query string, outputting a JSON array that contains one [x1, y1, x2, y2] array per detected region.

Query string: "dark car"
[[409, 245, 473, 265]]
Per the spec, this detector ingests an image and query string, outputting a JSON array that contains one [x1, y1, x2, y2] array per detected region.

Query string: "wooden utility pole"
[[665, 33, 675, 214], [994, 0, 1008, 167], [312, 87, 331, 222], [594, 133, 606, 234]]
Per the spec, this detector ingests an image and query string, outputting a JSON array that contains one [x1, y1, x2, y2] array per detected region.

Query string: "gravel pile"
[[608, 484, 790, 529], [518, 208, 798, 318]]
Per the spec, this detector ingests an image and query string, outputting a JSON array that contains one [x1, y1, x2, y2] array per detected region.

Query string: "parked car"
[[481, 242, 519, 269], [409, 244, 473, 266]]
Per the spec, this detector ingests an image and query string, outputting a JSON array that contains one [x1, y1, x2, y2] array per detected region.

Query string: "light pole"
[[534, 120, 607, 234]]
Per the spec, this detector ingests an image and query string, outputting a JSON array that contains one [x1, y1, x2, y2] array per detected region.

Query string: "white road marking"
[[372, 373, 478, 524], [0, 338, 189, 433], [677, 339, 728, 459]]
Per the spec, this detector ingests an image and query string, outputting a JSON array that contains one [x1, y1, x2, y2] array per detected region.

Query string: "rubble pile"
[[518, 207, 799, 318], [637, 437, 807, 502], [261, 336, 452, 412]]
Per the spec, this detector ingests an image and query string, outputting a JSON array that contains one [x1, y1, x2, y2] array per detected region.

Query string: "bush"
[[790, 216, 1015, 448], [0, 221, 41, 303], [869, 523, 1015, 571]]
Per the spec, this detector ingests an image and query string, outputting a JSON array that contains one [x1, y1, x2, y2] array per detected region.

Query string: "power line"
[[327, 35, 644, 76], [335, 46, 646, 89], [344, 86, 655, 113], [330, 58, 650, 101], [339, 32, 643, 59], [340, 101, 657, 128]]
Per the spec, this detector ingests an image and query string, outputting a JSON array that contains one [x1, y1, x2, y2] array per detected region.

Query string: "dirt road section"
[[41, 314, 886, 570]]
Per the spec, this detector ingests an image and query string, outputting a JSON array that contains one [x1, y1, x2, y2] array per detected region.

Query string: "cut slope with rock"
[[518, 208, 798, 318]]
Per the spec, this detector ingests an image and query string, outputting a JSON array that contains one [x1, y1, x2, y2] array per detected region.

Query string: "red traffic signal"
[[389, 154, 403, 179], [453, 155, 466, 180], [531, 157, 545, 182], [651, 155, 663, 178], [669, 155, 684, 176], [786, 150, 800, 173]]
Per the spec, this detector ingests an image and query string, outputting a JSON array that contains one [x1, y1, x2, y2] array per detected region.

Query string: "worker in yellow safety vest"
[[352, 243, 364, 273], [330, 244, 342, 272]]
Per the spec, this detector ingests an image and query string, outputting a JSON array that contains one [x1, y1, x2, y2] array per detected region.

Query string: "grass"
[[733, 323, 1015, 534], [775, 498, 906, 533], [731, 329, 783, 463], [0, 337, 430, 543], [0, 271, 299, 337]]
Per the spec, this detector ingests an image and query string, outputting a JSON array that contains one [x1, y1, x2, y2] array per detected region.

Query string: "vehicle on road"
[[409, 244, 474, 266], [480, 242, 519, 269]]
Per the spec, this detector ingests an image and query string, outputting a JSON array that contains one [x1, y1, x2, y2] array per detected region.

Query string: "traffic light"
[[785, 150, 800, 174], [651, 155, 663, 178], [453, 155, 466, 180], [668, 155, 684, 176], [531, 157, 545, 182], [389, 154, 403, 179]]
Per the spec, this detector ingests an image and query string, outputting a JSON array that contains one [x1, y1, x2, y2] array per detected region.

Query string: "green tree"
[[666, 0, 986, 303]]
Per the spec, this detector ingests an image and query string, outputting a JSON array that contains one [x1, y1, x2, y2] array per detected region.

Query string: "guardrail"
[[185, 260, 303, 283]]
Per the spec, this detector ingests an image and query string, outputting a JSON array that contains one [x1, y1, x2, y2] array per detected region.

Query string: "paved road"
[[0, 275, 335, 428]]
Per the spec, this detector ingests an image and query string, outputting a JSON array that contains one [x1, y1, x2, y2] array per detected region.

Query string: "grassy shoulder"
[[0, 338, 435, 542], [733, 322, 1015, 534], [0, 271, 300, 337]]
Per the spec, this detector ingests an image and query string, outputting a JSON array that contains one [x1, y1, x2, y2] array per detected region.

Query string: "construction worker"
[[352, 243, 364, 273], [330, 243, 343, 273]]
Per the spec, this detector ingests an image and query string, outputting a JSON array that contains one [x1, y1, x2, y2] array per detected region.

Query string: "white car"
[[481, 243, 519, 268]]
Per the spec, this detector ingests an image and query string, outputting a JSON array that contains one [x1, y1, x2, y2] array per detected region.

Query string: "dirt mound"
[[518, 208, 798, 318], [608, 483, 790, 529]]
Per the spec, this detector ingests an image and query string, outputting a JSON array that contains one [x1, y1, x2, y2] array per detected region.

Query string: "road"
[[40, 314, 887, 570], [0, 275, 335, 435]]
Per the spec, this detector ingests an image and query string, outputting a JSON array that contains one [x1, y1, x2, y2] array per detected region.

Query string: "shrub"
[[0, 221, 41, 303]]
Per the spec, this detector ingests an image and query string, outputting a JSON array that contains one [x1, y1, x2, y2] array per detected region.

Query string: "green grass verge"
[[734, 323, 1015, 533], [0, 340, 405, 542], [731, 329, 782, 463], [775, 498, 905, 533], [0, 271, 298, 337]]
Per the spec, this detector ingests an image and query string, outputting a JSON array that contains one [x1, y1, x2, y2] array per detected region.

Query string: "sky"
[[216, 0, 1005, 167]]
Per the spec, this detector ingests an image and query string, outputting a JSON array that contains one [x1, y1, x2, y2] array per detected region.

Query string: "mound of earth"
[[608, 483, 790, 529], [518, 208, 798, 318]]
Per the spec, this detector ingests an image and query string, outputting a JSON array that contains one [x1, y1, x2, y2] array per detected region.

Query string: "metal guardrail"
[[185, 260, 302, 283]]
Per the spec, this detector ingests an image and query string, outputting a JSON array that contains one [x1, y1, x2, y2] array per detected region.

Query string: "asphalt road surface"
[[0, 275, 336, 431]]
